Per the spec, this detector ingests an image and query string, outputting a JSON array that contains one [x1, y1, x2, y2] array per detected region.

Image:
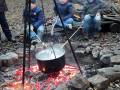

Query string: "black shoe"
[[8, 39, 16, 43]]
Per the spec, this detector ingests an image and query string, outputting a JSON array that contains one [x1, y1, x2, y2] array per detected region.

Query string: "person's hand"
[[27, 25, 34, 31], [96, 12, 101, 16], [30, 25, 34, 31]]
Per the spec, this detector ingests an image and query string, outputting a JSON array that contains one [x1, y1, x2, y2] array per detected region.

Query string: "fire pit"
[[2, 64, 78, 90]]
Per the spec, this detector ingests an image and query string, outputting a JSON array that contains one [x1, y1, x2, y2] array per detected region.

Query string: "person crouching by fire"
[[23, 0, 45, 42], [54, 0, 74, 29], [82, 0, 106, 38]]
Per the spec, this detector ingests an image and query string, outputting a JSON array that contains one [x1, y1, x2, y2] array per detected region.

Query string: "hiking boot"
[[8, 39, 16, 43]]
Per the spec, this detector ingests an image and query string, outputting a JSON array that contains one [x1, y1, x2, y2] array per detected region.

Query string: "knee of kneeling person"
[[94, 15, 101, 22], [37, 25, 44, 33], [84, 15, 91, 21]]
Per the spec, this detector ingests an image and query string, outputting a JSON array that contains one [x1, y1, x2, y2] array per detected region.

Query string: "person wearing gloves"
[[54, 0, 74, 29], [0, 0, 16, 42], [23, 0, 44, 41]]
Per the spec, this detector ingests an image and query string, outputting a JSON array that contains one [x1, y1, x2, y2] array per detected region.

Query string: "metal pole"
[[22, 0, 28, 85], [40, 0, 48, 34], [53, 0, 82, 74], [28, 0, 31, 68]]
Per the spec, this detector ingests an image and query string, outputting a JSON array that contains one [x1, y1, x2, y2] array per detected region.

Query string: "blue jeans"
[[83, 14, 101, 36], [56, 18, 73, 27], [30, 25, 44, 40]]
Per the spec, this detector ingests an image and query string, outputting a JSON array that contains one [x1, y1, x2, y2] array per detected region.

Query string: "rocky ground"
[[0, 0, 120, 90]]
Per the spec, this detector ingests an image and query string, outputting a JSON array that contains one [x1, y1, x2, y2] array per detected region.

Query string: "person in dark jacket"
[[23, 0, 44, 41], [74, 0, 107, 38], [54, 0, 74, 29], [0, 0, 15, 42], [82, 0, 106, 37]]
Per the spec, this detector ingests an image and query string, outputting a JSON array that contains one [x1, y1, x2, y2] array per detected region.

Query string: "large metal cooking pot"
[[35, 44, 65, 73]]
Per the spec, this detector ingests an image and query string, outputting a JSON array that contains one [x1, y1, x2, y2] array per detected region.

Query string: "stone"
[[100, 54, 112, 65], [99, 48, 112, 57], [68, 73, 90, 90], [16, 48, 29, 58], [111, 55, 120, 65], [113, 50, 120, 55], [75, 48, 86, 56], [78, 42, 89, 48], [91, 43, 101, 47], [55, 84, 68, 90], [16, 48, 24, 58], [88, 74, 109, 90], [113, 65, 120, 72], [97, 67, 120, 81], [85, 46, 92, 54], [0, 52, 18, 66], [92, 46, 101, 58], [0, 52, 18, 61], [0, 75, 5, 85]]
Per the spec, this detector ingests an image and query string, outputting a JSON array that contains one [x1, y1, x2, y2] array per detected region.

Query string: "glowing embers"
[[6, 65, 78, 90], [6, 81, 34, 90], [37, 65, 79, 89], [14, 65, 39, 81]]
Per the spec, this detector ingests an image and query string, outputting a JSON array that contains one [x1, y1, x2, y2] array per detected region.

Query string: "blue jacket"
[[24, 6, 44, 29], [54, 2, 73, 21]]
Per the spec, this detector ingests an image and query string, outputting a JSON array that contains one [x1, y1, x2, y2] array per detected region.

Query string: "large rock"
[[113, 50, 120, 55], [92, 46, 101, 58], [55, 84, 68, 90], [0, 52, 18, 60], [85, 46, 92, 54], [78, 42, 89, 48], [16, 48, 29, 58], [68, 73, 90, 90], [91, 43, 101, 47], [75, 48, 86, 57], [88, 74, 109, 90], [99, 48, 112, 57], [16, 48, 24, 58], [111, 55, 120, 65], [113, 65, 120, 72], [97, 66, 120, 81], [0, 52, 18, 66], [100, 54, 112, 66]]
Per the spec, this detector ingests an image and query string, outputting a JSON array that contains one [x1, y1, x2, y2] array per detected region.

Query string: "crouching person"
[[82, 0, 105, 38], [54, 0, 74, 29], [23, 0, 44, 42], [83, 13, 101, 37]]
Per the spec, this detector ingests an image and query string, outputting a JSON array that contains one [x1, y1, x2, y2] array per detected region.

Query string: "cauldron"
[[35, 44, 65, 73]]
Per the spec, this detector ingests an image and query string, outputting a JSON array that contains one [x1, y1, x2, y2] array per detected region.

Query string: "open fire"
[[5, 65, 78, 90]]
